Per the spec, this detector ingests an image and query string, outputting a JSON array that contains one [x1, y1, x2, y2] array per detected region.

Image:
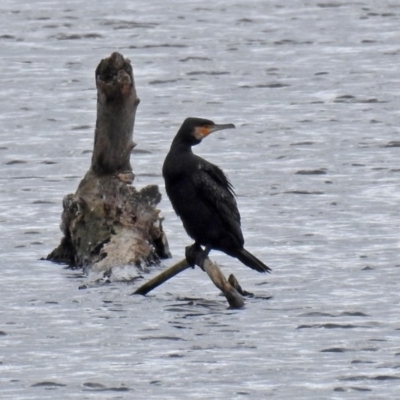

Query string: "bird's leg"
[[194, 245, 211, 271], [185, 243, 211, 270], [185, 242, 203, 268], [200, 245, 212, 270]]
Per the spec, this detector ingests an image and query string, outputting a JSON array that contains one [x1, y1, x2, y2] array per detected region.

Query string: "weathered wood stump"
[[47, 52, 170, 274]]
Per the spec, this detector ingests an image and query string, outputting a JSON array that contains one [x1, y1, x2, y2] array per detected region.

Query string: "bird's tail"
[[235, 248, 271, 273]]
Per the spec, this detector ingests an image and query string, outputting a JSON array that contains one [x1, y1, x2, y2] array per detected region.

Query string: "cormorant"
[[162, 117, 270, 273]]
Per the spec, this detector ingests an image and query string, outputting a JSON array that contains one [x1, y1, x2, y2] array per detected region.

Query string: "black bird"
[[162, 117, 270, 273]]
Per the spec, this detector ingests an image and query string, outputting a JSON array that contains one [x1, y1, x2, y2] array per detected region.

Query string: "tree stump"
[[47, 52, 170, 274]]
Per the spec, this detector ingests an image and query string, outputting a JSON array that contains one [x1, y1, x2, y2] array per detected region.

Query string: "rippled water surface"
[[1, 0, 400, 399]]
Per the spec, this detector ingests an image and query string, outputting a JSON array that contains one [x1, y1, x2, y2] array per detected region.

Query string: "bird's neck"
[[170, 138, 194, 153]]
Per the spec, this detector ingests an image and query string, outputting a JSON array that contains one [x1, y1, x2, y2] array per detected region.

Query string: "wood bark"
[[47, 52, 171, 274]]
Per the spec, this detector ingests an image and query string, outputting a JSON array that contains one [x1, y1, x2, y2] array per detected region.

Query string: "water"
[[1, 0, 399, 398]]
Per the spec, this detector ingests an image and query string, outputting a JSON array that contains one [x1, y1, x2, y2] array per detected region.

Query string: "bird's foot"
[[185, 243, 207, 270]]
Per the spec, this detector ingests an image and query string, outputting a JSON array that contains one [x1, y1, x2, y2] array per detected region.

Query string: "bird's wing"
[[192, 161, 242, 235]]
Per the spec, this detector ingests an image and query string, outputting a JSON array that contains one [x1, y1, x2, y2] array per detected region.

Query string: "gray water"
[[1, 0, 399, 398]]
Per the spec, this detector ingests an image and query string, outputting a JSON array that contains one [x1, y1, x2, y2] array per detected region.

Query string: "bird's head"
[[174, 117, 236, 146]]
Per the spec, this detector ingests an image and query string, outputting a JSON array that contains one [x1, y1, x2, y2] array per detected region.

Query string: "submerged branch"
[[134, 245, 245, 309]]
